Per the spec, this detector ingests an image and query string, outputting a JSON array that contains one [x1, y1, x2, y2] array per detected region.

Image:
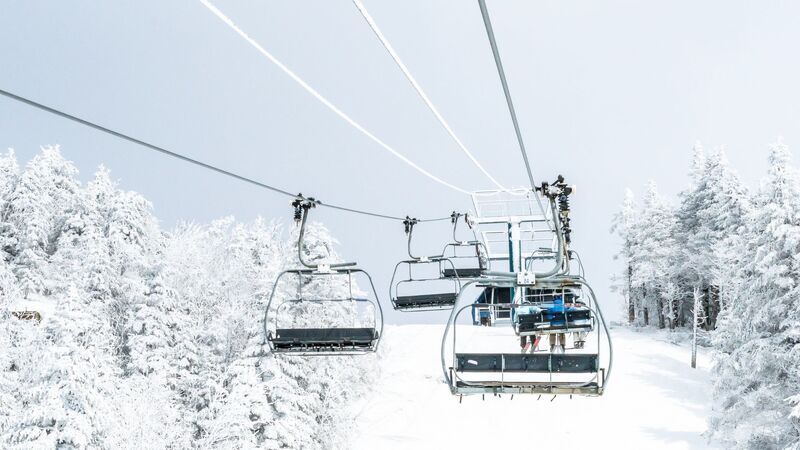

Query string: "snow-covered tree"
[[0, 149, 20, 261], [633, 182, 679, 327], [3, 287, 120, 449], [614, 182, 680, 328], [618, 143, 751, 331], [6, 146, 80, 296], [711, 139, 800, 449]]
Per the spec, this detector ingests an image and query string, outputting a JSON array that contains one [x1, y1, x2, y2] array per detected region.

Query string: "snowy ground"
[[351, 324, 718, 450]]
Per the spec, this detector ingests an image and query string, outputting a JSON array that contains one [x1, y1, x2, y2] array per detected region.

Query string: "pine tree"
[[125, 269, 178, 376], [712, 139, 800, 449], [701, 148, 751, 325], [626, 181, 678, 327], [6, 146, 80, 297], [0, 149, 20, 261], [673, 142, 716, 328]]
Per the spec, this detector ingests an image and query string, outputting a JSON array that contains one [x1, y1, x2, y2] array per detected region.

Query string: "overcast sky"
[[2, 1, 799, 323]]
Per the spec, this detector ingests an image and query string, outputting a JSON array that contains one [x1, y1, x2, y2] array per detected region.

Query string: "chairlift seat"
[[394, 293, 458, 309], [455, 353, 598, 373], [442, 267, 484, 279], [516, 301, 593, 334], [270, 327, 378, 352]]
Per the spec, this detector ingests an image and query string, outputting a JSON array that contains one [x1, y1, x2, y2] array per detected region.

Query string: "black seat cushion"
[[271, 328, 378, 350], [442, 268, 484, 278], [395, 293, 457, 308]]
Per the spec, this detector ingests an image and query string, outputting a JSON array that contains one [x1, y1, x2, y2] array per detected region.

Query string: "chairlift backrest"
[[439, 212, 491, 279], [389, 216, 462, 312]]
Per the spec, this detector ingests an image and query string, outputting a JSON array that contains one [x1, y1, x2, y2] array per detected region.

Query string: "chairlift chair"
[[390, 217, 462, 312], [442, 276, 610, 397], [264, 198, 383, 356], [440, 179, 611, 396]]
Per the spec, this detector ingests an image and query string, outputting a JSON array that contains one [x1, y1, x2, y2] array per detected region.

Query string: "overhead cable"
[[477, 0, 548, 215], [0, 88, 450, 223], [200, 0, 471, 195], [352, 0, 510, 192]]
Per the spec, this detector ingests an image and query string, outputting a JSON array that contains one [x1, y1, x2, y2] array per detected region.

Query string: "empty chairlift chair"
[[440, 213, 490, 280], [390, 217, 462, 312], [264, 198, 383, 355]]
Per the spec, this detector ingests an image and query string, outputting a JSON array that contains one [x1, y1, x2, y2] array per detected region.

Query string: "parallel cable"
[[351, 0, 509, 192], [0, 88, 450, 223], [477, 0, 547, 215], [199, 0, 471, 195]]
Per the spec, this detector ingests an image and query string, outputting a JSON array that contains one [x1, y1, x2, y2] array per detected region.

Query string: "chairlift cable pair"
[[351, 0, 511, 193], [200, 0, 473, 195], [0, 88, 451, 224]]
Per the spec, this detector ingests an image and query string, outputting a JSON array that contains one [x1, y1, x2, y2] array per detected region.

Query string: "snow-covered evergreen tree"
[[613, 182, 680, 328], [701, 148, 751, 318], [6, 146, 80, 297], [671, 142, 718, 329], [0, 150, 20, 261], [617, 143, 751, 331], [3, 287, 120, 449], [615, 139, 800, 448], [632, 182, 679, 327], [711, 140, 800, 449]]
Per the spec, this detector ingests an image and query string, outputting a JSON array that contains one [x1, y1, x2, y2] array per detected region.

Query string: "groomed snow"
[[351, 325, 717, 450]]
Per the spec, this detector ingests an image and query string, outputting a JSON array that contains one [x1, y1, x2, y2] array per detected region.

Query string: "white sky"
[[2, 1, 799, 323]]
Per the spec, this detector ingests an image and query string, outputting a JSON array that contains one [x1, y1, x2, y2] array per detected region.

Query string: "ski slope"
[[352, 325, 718, 450]]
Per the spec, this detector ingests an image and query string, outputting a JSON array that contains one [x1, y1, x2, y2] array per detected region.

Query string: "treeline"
[[0, 147, 376, 449], [614, 140, 800, 449]]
